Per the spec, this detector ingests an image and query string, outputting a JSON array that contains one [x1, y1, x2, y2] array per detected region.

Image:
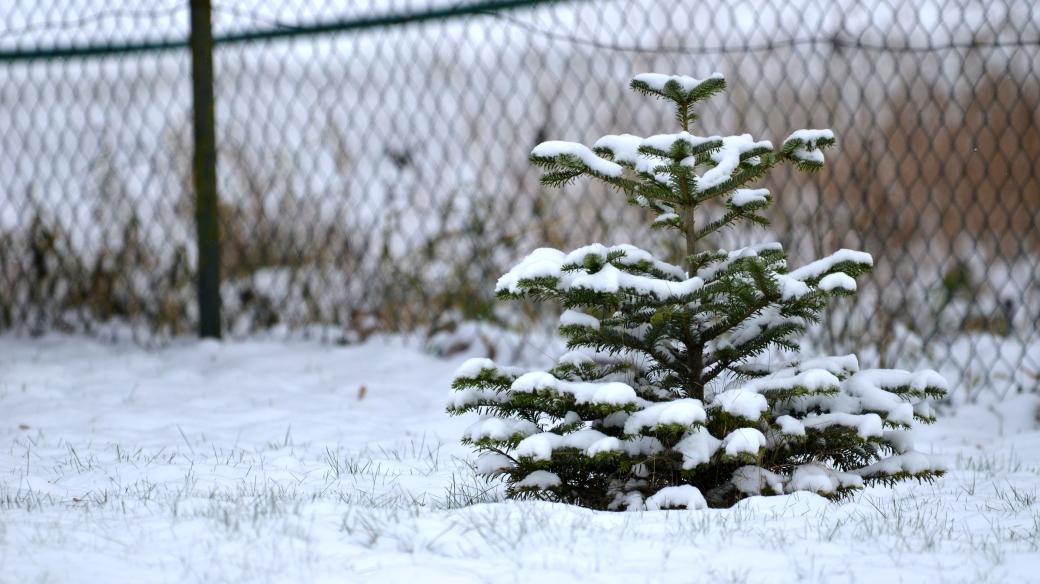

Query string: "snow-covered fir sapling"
[[447, 72, 948, 510]]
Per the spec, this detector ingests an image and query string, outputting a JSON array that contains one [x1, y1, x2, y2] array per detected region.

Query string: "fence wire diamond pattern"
[[0, 0, 1037, 395]]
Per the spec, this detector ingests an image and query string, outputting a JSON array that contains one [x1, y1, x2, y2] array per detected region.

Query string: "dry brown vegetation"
[[0, 28, 1036, 353]]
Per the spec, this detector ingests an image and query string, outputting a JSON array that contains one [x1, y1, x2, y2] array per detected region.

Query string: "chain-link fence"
[[1, 0, 1038, 395]]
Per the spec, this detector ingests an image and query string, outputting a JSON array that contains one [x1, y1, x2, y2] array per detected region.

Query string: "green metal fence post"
[[190, 0, 222, 338]]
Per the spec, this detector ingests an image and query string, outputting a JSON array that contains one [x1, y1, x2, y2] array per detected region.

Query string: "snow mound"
[[787, 464, 863, 494], [515, 470, 562, 489], [722, 428, 767, 457], [674, 427, 722, 469], [645, 485, 708, 510], [711, 389, 768, 420], [624, 399, 707, 434]]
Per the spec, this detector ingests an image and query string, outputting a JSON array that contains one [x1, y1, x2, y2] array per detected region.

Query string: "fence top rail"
[[0, 0, 571, 62], [5, 0, 1039, 63]]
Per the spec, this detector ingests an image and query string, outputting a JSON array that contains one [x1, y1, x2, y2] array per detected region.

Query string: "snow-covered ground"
[[2, 334, 1039, 583]]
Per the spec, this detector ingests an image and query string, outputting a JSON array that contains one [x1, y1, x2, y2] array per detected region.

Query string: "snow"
[[570, 263, 703, 300], [852, 367, 948, 393], [586, 435, 662, 458], [915, 400, 935, 420], [557, 350, 594, 366], [447, 383, 509, 409], [791, 147, 825, 164], [512, 433, 557, 460], [564, 243, 686, 280], [843, 370, 923, 425], [514, 429, 615, 461], [819, 272, 857, 292], [511, 371, 560, 392], [852, 451, 946, 477], [475, 452, 514, 475], [674, 427, 722, 469], [531, 140, 624, 177], [696, 242, 784, 281], [711, 389, 769, 420], [623, 399, 707, 434], [495, 247, 567, 293], [743, 368, 842, 395], [802, 412, 885, 438], [795, 354, 860, 376], [771, 366, 942, 430], [640, 131, 721, 154], [560, 309, 600, 330], [776, 273, 812, 299], [515, 470, 562, 489], [912, 370, 949, 391], [454, 357, 497, 378], [494, 248, 563, 293], [585, 382, 640, 405], [585, 436, 623, 456], [784, 129, 835, 165], [774, 415, 807, 436], [785, 128, 836, 145], [883, 430, 915, 454], [788, 249, 874, 281], [722, 427, 767, 457], [787, 464, 864, 494], [585, 129, 767, 201], [4, 334, 1040, 583], [463, 416, 540, 441], [497, 243, 700, 300], [593, 133, 645, 165], [644, 485, 708, 511], [652, 212, 680, 226], [729, 187, 770, 207], [733, 465, 786, 495], [697, 134, 773, 191], [725, 305, 806, 348], [510, 372, 639, 406], [632, 72, 724, 94]]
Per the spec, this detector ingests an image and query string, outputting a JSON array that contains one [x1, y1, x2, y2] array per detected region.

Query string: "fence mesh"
[[1, 0, 1038, 395]]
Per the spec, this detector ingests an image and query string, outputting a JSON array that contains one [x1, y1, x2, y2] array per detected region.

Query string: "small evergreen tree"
[[447, 73, 947, 510]]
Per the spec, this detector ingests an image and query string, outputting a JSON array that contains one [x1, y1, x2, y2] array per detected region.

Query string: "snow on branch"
[[515, 429, 662, 461], [710, 389, 769, 421], [722, 427, 767, 458], [593, 133, 648, 166], [729, 188, 770, 208], [787, 464, 863, 495], [531, 140, 623, 177], [697, 134, 773, 192], [564, 243, 686, 280], [639, 131, 722, 158], [569, 264, 703, 301], [788, 249, 873, 282], [511, 371, 640, 406], [630, 72, 726, 105], [623, 399, 707, 435], [496, 244, 703, 301], [463, 416, 540, 442], [851, 452, 947, 481], [782, 128, 836, 170], [644, 485, 707, 510]]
